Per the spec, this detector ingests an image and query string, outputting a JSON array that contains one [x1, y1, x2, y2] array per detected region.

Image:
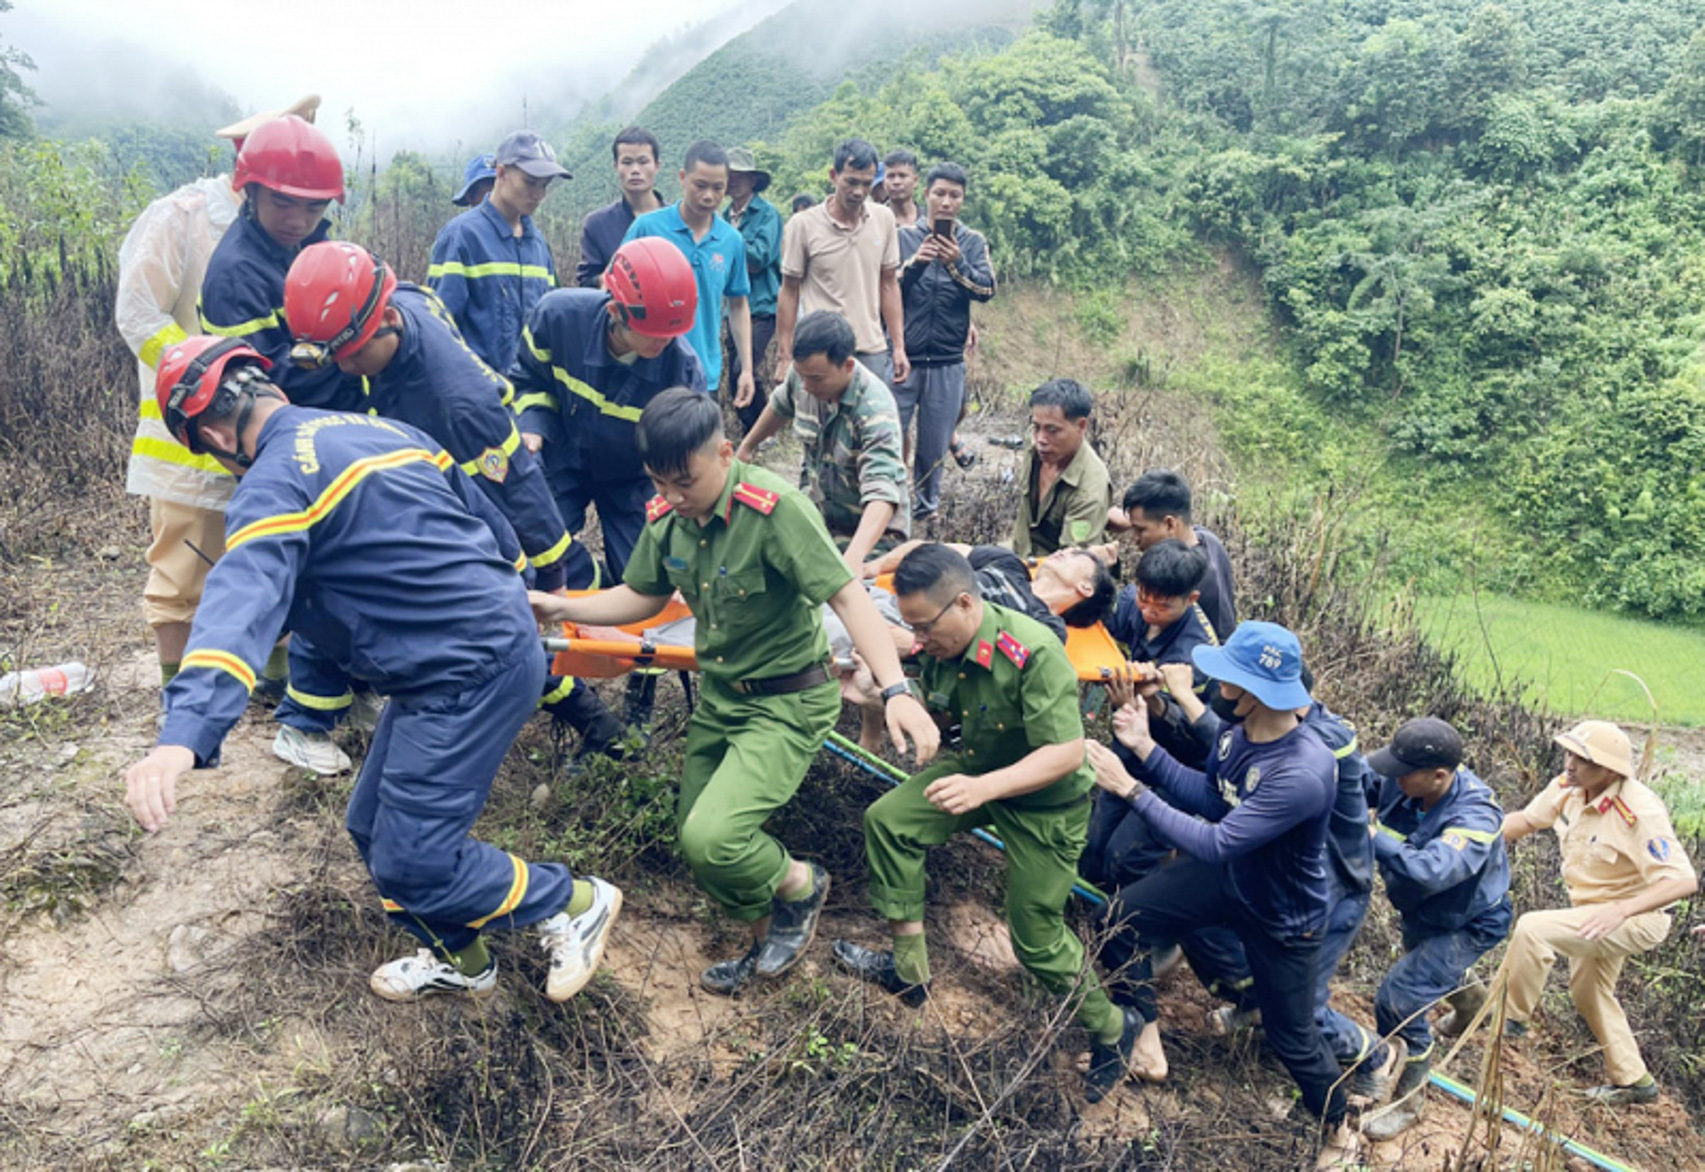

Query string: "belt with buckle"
[[730, 663, 830, 697]]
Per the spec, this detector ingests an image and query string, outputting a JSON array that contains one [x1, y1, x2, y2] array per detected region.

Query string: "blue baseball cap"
[[452, 153, 497, 205], [1191, 621, 1312, 711], [874, 161, 887, 186], [494, 130, 571, 180]]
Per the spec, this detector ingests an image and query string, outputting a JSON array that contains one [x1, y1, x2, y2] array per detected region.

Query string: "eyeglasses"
[[908, 595, 963, 637]]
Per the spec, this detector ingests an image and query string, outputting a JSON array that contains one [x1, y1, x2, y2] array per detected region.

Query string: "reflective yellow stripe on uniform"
[[1333, 736, 1360, 760], [226, 449, 449, 551], [380, 898, 404, 913], [139, 322, 189, 369], [427, 260, 555, 282], [539, 676, 576, 706], [513, 391, 557, 414], [523, 329, 642, 421], [513, 551, 528, 573], [467, 854, 531, 928], [1441, 825, 1499, 844], [180, 649, 257, 692], [284, 684, 353, 711], [1374, 822, 1406, 842], [199, 300, 283, 338], [531, 531, 573, 568], [131, 434, 231, 476], [457, 424, 522, 477]]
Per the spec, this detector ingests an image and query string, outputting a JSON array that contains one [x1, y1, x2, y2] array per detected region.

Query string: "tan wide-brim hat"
[[1554, 719, 1634, 779], [216, 94, 322, 141]]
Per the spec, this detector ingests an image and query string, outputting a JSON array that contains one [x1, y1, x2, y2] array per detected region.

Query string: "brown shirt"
[[781, 200, 899, 353], [1522, 774, 1696, 906]]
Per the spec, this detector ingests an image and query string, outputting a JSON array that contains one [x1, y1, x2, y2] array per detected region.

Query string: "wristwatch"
[[879, 681, 911, 703]]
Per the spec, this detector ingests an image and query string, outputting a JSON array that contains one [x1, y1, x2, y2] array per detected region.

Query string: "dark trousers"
[[548, 468, 652, 589], [345, 650, 575, 956], [275, 631, 367, 734], [727, 313, 776, 434], [1097, 855, 1348, 1126]]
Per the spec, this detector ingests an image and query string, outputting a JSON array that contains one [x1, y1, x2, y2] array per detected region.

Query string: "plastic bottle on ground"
[[0, 662, 94, 706]]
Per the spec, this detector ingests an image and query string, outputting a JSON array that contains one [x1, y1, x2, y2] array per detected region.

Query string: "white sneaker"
[[538, 877, 622, 1002], [347, 690, 387, 735], [369, 948, 498, 1002], [272, 725, 352, 774]]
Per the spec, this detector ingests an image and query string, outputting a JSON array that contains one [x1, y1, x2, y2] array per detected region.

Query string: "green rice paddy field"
[[1416, 594, 1705, 729]]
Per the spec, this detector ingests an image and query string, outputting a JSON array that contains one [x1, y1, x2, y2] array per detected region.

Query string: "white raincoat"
[[115, 174, 241, 510]]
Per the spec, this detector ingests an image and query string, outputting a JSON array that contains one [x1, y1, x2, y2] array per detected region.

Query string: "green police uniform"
[[862, 600, 1120, 1029], [1011, 440, 1112, 558], [769, 359, 910, 546], [625, 459, 853, 921]]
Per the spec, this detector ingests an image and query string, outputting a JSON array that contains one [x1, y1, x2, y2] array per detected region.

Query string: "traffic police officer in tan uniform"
[[1499, 720, 1698, 1104], [530, 388, 937, 995]]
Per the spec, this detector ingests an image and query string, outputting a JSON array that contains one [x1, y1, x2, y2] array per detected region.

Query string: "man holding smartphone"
[[895, 162, 996, 521]]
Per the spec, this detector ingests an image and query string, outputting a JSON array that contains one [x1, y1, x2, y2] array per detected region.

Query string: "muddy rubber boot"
[[831, 940, 929, 1007], [543, 678, 626, 759], [1084, 1007, 1144, 1103], [1347, 1038, 1406, 1108], [701, 940, 764, 996], [623, 672, 660, 739], [1434, 981, 1487, 1039], [756, 864, 829, 978], [1363, 1055, 1431, 1141]]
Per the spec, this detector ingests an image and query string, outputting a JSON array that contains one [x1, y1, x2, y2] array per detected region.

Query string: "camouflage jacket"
[[770, 359, 910, 540]]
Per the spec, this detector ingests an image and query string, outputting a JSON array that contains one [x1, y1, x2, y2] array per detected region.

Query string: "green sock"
[[1631, 1074, 1655, 1089], [892, 932, 930, 985], [1088, 999, 1126, 1046], [447, 937, 491, 976], [263, 644, 289, 681], [160, 661, 180, 686], [565, 880, 595, 917]]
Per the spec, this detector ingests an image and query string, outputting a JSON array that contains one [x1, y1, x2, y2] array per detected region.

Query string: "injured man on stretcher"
[[577, 543, 1116, 749]]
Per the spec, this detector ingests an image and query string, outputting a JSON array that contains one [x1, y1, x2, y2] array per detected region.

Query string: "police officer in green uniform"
[[530, 388, 938, 993], [831, 543, 1145, 1101]]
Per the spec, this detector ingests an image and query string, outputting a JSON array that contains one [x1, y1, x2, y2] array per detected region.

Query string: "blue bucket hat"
[[452, 153, 497, 205], [1191, 621, 1312, 711]]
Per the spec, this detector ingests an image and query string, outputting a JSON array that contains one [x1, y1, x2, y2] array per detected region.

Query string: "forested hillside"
[[752, 0, 1705, 620]]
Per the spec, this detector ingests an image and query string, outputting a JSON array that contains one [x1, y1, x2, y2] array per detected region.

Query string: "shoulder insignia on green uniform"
[[646, 495, 674, 523], [996, 631, 1030, 668], [974, 640, 995, 669], [732, 482, 778, 515]]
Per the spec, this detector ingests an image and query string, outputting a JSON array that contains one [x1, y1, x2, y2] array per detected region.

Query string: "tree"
[[0, 0, 38, 140]]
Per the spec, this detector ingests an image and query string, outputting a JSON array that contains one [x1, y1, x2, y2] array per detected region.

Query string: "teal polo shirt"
[[622, 204, 750, 387]]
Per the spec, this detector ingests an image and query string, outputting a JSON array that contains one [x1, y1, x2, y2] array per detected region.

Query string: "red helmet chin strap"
[[190, 367, 283, 471]]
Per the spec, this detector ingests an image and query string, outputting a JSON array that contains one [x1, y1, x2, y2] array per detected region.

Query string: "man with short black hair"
[[833, 542, 1144, 1104], [1110, 468, 1237, 640], [736, 311, 907, 570], [722, 146, 783, 432], [429, 130, 570, 373], [578, 126, 668, 289], [1348, 717, 1512, 1139], [530, 389, 937, 995], [1011, 379, 1111, 557], [882, 149, 920, 229], [896, 161, 995, 521], [624, 140, 754, 408], [775, 138, 908, 387]]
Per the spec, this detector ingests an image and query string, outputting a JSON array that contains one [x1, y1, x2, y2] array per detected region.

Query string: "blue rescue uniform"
[[199, 213, 363, 410], [1327, 766, 1511, 1060], [161, 406, 574, 957], [429, 197, 557, 374], [511, 287, 707, 587]]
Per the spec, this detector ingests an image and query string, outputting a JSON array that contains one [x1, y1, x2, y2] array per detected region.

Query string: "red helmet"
[[154, 336, 274, 452], [605, 238, 697, 338], [232, 115, 346, 202], [284, 241, 398, 363]]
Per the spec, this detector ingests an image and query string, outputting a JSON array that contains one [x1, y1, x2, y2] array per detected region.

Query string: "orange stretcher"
[[547, 578, 1129, 682]]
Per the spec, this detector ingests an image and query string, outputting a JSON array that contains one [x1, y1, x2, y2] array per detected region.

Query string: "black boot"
[[542, 677, 626, 759], [623, 672, 659, 737], [1085, 1007, 1144, 1103], [756, 864, 829, 978], [1363, 1055, 1431, 1141], [831, 940, 928, 1007], [701, 939, 764, 996]]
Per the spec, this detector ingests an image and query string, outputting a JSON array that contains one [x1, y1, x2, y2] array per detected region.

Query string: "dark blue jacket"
[[577, 196, 642, 289], [1372, 766, 1513, 934], [897, 221, 996, 368], [161, 407, 535, 765], [1194, 525, 1238, 640], [429, 198, 557, 373], [366, 285, 572, 591], [1132, 721, 1337, 938], [511, 288, 707, 484], [198, 213, 362, 410]]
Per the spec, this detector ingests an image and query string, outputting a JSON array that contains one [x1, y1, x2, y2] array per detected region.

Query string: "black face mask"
[[1209, 691, 1245, 724]]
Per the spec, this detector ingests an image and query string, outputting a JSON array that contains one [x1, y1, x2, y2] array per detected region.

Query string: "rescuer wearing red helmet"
[[284, 242, 627, 764], [127, 335, 625, 1008], [511, 235, 708, 733]]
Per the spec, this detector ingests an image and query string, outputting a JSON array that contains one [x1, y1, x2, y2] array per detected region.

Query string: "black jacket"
[[897, 222, 996, 367]]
